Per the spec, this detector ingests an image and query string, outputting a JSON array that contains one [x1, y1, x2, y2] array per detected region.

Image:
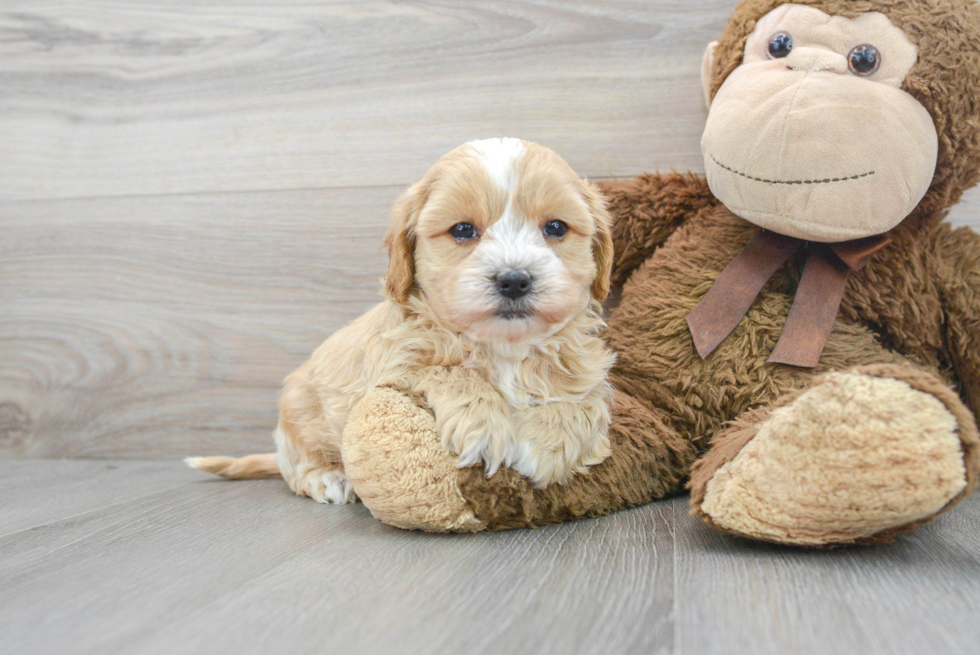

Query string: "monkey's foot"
[[689, 365, 979, 546]]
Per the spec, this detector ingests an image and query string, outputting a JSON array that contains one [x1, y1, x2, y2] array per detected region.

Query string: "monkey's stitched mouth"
[[710, 155, 874, 186]]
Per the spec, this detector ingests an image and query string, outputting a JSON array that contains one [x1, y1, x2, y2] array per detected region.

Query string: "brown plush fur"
[[320, 0, 980, 542], [458, 390, 697, 529], [443, 0, 980, 543]]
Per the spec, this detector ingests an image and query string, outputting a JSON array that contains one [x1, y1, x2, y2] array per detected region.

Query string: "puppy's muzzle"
[[494, 270, 533, 300]]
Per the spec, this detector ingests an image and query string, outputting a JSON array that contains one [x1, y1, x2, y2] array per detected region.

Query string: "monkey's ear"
[[701, 40, 718, 109], [384, 181, 428, 304], [582, 182, 614, 301]]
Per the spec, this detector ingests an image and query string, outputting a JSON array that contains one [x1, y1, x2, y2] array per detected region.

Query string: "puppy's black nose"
[[495, 270, 532, 300]]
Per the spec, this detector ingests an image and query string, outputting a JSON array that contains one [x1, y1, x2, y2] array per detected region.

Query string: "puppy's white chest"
[[493, 357, 526, 407]]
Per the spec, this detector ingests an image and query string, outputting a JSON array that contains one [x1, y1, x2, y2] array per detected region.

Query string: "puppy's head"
[[384, 138, 613, 344]]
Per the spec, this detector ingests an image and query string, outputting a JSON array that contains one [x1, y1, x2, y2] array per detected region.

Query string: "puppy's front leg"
[[513, 391, 612, 488], [414, 368, 516, 475]]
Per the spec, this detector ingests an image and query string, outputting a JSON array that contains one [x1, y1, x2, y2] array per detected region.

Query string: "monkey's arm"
[[939, 226, 980, 420], [597, 172, 714, 287]]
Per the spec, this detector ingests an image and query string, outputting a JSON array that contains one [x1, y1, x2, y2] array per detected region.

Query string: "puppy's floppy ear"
[[582, 181, 614, 301], [384, 180, 429, 304]]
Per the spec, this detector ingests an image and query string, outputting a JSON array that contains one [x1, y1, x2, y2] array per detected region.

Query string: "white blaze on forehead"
[[464, 137, 566, 306], [469, 137, 525, 194], [483, 208, 546, 269], [479, 199, 566, 306], [469, 137, 543, 269]]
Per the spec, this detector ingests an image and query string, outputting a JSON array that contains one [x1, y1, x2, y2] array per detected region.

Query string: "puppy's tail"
[[185, 453, 281, 480]]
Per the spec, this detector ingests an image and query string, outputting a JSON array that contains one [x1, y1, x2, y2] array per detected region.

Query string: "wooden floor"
[[1, 460, 978, 655], [3, 2, 980, 653]]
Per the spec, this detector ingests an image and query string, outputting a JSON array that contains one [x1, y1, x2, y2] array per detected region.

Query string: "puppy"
[[188, 138, 616, 504]]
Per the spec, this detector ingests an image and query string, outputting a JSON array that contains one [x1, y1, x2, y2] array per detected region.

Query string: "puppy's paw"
[[514, 401, 612, 488], [321, 470, 357, 504], [293, 468, 357, 505], [435, 396, 516, 477], [513, 438, 612, 488]]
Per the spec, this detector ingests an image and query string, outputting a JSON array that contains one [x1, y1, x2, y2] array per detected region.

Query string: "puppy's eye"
[[848, 44, 881, 76], [767, 31, 793, 59], [543, 220, 568, 238], [449, 222, 478, 240]]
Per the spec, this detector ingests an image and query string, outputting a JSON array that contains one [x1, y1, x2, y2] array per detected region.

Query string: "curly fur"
[[448, 0, 980, 544], [189, 139, 618, 495]]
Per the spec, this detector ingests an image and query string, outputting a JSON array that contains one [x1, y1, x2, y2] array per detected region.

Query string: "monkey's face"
[[701, 4, 938, 242]]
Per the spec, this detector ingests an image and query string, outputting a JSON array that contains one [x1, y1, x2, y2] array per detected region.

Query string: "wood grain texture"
[[0, 459, 200, 535], [0, 0, 978, 459], [0, 0, 728, 201], [2, 459, 979, 655], [0, 188, 396, 457], [0, 460, 676, 655], [673, 497, 980, 655]]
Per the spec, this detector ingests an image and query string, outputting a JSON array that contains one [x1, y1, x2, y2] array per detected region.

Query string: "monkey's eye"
[[848, 44, 881, 76], [767, 31, 793, 59], [543, 220, 568, 238], [449, 222, 478, 240]]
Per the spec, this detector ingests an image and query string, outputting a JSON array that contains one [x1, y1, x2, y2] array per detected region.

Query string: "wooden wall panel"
[[1, 188, 395, 456], [0, 0, 728, 201], [1, 0, 977, 458]]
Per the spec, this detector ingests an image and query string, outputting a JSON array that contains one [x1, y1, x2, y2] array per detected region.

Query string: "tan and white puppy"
[[189, 138, 616, 503]]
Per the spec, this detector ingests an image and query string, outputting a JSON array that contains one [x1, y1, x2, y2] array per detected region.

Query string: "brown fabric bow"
[[685, 230, 891, 368]]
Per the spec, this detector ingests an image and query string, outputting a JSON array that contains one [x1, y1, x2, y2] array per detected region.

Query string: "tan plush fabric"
[[698, 370, 966, 545], [702, 5, 938, 241], [708, 0, 980, 224], [342, 387, 485, 533]]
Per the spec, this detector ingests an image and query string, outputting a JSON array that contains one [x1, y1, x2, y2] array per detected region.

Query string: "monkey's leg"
[[689, 364, 980, 546]]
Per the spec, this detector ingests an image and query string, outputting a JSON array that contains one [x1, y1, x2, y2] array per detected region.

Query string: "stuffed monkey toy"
[[341, 0, 980, 546]]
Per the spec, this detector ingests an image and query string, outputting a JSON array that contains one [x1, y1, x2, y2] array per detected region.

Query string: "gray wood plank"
[[0, 0, 730, 201], [673, 497, 980, 655], [0, 187, 395, 458], [0, 459, 676, 655], [0, 458, 199, 535], [128, 500, 677, 655], [4, 460, 980, 655]]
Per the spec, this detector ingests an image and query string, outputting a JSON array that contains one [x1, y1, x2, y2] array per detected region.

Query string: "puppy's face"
[[385, 138, 613, 344]]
